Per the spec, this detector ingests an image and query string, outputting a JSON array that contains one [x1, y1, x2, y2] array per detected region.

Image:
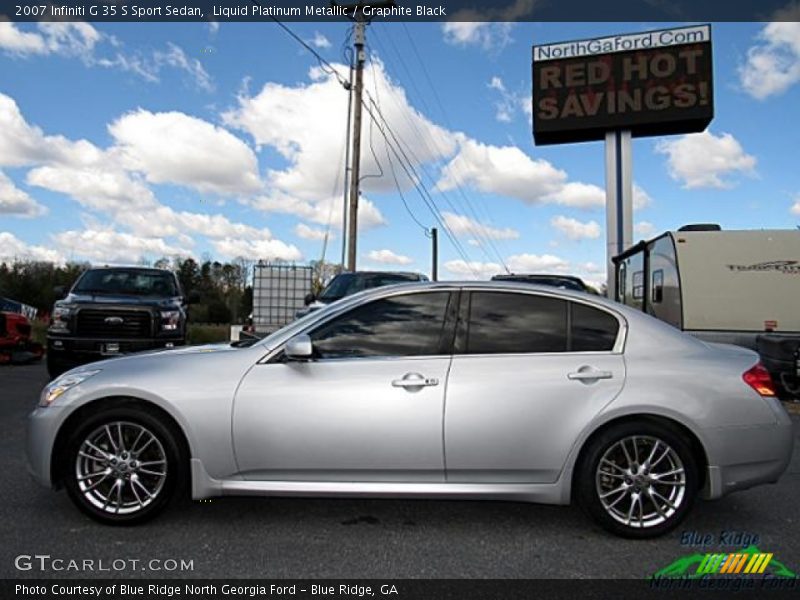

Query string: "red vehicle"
[[0, 311, 44, 365]]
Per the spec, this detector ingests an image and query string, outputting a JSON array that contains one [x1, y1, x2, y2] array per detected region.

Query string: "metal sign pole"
[[605, 129, 633, 299]]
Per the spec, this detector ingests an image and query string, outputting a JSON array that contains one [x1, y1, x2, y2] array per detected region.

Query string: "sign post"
[[605, 130, 632, 299], [532, 25, 713, 295]]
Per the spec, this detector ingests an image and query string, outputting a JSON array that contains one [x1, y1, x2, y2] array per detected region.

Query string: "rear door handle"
[[567, 369, 613, 381], [392, 373, 439, 388]]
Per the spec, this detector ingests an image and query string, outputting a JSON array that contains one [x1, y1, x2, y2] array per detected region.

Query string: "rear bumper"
[[702, 401, 794, 499]]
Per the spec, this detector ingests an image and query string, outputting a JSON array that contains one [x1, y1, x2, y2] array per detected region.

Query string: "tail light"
[[743, 363, 776, 397]]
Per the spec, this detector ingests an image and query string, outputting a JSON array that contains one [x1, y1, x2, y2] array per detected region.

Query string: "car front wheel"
[[63, 407, 183, 524], [576, 422, 698, 538]]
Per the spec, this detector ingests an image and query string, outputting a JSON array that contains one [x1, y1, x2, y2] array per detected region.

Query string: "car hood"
[[62, 292, 181, 307]]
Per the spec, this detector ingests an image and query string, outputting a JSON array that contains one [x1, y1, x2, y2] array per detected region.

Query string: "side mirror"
[[186, 290, 201, 304], [285, 334, 313, 360], [53, 285, 65, 298], [304, 292, 315, 306]]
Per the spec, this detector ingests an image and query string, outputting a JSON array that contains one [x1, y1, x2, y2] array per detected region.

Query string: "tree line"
[[0, 257, 254, 324]]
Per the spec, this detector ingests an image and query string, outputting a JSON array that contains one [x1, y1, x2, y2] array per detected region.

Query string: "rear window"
[[464, 292, 619, 354], [571, 302, 619, 351]]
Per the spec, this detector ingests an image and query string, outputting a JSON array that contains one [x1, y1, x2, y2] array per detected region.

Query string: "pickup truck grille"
[[75, 309, 152, 338]]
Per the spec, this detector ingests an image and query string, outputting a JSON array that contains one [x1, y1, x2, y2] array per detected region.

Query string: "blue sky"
[[1, 20, 799, 286]]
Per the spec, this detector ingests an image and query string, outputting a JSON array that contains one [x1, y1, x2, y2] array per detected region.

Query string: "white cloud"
[[0, 22, 47, 55], [442, 22, 514, 52], [633, 184, 653, 209], [208, 21, 220, 35], [0, 171, 46, 217], [109, 109, 261, 195], [506, 253, 569, 273], [0, 232, 62, 263], [791, 195, 800, 216], [366, 249, 413, 265], [487, 76, 531, 124], [444, 252, 569, 280], [443, 259, 502, 279], [294, 223, 330, 241], [309, 32, 331, 49], [655, 131, 756, 189], [210, 237, 302, 262], [442, 211, 519, 240], [224, 60, 455, 203], [0, 93, 103, 168], [0, 22, 101, 58], [0, 23, 212, 91], [551, 216, 601, 240], [252, 193, 386, 231], [27, 165, 156, 213], [52, 228, 192, 264], [437, 138, 565, 203], [545, 182, 605, 209], [634, 221, 657, 238], [739, 15, 800, 100]]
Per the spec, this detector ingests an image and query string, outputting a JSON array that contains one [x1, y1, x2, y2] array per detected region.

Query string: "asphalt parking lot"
[[2, 362, 800, 580]]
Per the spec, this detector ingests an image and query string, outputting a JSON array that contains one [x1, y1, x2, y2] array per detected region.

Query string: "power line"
[[361, 94, 480, 277], [371, 26, 510, 273]]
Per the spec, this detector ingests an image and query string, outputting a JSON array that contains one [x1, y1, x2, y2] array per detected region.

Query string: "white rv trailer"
[[613, 225, 800, 397]]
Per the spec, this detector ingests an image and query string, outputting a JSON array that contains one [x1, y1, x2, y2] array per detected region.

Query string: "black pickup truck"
[[47, 267, 195, 378]]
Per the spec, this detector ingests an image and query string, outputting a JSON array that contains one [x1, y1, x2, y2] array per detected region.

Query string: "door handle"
[[567, 369, 613, 381], [391, 373, 439, 388]]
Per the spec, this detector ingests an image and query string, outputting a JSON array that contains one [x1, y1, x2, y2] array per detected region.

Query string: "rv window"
[[652, 270, 664, 304], [632, 271, 644, 300]]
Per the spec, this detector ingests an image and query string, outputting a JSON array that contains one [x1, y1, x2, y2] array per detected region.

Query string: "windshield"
[[318, 273, 421, 302], [72, 269, 179, 297]]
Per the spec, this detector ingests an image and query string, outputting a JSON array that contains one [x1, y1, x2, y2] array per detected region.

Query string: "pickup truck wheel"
[[63, 407, 182, 525], [576, 421, 698, 538]]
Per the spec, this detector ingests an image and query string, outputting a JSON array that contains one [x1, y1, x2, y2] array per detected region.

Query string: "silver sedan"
[[27, 282, 793, 537]]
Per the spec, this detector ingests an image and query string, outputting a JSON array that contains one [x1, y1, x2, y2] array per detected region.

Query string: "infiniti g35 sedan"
[[27, 282, 793, 537]]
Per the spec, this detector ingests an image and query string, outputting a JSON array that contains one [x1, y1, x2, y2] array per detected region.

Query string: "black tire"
[[46, 353, 70, 379], [575, 421, 698, 539], [63, 405, 185, 525]]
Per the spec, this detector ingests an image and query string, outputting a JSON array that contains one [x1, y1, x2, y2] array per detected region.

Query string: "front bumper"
[[48, 336, 184, 359], [26, 405, 66, 489], [702, 400, 794, 499]]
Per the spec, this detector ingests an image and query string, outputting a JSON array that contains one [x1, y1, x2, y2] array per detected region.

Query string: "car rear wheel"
[[63, 407, 183, 524], [576, 421, 698, 538]]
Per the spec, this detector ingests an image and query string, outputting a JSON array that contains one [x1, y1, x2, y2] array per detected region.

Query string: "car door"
[[445, 290, 626, 484], [233, 290, 457, 482]]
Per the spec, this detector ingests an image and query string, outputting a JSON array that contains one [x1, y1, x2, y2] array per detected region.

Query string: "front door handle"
[[567, 369, 613, 381], [391, 373, 439, 389]]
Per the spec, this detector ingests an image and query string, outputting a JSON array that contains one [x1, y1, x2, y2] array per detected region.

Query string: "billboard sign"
[[532, 25, 713, 145]]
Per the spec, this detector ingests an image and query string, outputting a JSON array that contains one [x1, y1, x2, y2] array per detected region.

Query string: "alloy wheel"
[[595, 435, 686, 529], [74, 421, 168, 515]]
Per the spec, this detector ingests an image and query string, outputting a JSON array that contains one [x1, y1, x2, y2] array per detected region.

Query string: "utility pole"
[[430, 228, 438, 281], [338, 1, 394, 272]]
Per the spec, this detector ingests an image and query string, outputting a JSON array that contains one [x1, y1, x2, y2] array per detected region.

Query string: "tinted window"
[[466, 292, 567, 354], [310, 292, 451, 359], [571, 303, 619, 352], [73, 269, 178, 296]]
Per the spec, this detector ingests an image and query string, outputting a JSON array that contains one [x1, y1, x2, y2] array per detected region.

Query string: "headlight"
[[160, 310, 181, 331], [50, 305, 72, 331], [39, 369, 101, 407]]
